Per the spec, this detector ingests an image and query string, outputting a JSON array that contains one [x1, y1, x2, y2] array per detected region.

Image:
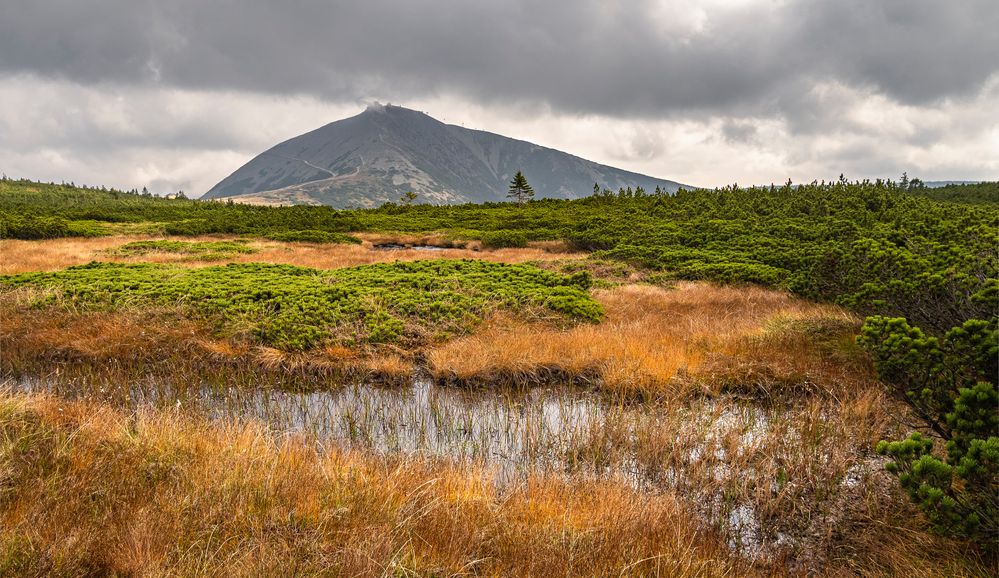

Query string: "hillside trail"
[[256, 153, 364, 198], [265, 152, 338, 178]]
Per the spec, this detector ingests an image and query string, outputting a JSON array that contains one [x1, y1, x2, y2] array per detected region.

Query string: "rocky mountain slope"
[[204, 104, 691, 207]]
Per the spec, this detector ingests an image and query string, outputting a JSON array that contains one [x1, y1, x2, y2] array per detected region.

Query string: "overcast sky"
[[1, 0, 997, 195]]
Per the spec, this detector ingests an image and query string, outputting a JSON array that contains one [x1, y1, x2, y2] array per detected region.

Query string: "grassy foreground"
[[1, 179, 996, 573], [0, 392, 746, 577], [2, 392, 987, 577]]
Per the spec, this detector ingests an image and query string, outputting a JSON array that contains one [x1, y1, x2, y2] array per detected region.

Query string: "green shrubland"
[[480, 229, 528, 248], [2, 175, 997, 554], [860, 316, 998, 551], [3, 177, 994, 333], [111, 239, 257, 259], [263, 229, 361, 244], [911, 182, 999, 205], [0, 179, 361, 238], [1, 259, 600, 351]]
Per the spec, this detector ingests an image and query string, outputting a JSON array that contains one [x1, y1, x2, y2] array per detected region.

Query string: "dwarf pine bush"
[[860, 316, 998, 547], [264, 230, 361, 244], [113, 240, 258, 258], [1, 260, 602, 351]]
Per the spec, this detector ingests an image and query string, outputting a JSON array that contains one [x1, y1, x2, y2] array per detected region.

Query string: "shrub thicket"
[[860, 316, 998, 550], [480, 229, 528, 249], [4, 178, 995, 334], [3, 178, 995, 333], [1, 260, 601, 351], [112, 239, 257, 258], [264, 230, 361, 244]]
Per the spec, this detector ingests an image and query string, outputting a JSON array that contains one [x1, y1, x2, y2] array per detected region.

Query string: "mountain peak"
[[204, 107, 690, 207], [362, 102, 427, 118]]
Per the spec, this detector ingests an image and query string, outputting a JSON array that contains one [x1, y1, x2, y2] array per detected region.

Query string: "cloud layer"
[[1, 0, 997, 193]]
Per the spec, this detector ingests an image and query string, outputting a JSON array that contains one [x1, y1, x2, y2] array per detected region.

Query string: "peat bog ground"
[[3, 180, 997, 576], [1, 233, 987, 576]]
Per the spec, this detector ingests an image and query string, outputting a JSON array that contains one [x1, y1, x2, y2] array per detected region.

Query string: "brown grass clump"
[[0, 392, 749, 577], [0, 235, 584, 274], [248, 236, 581, 269], [701, 314, 874, 398], [0, 236, 132, 274], [429, 282, 874, 399], [2, 277, 874, 399], [0, 302, 415, 386]]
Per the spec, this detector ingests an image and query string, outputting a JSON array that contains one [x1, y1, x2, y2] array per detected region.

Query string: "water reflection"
[[7, 372, 786, 557], [10, 374, 616, 481]]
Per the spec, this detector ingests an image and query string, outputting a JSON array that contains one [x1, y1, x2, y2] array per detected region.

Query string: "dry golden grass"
[[1, 259, 989, 575], [0, 392, 749, 577], [429, 282, 873, 399], [352, 231, 480, 248], [0, 235, 133, 274], [0, 234, 583, 274], [1, 391, 984, 577], [0, 303, 416, 386], [2, 277, 874, 398]]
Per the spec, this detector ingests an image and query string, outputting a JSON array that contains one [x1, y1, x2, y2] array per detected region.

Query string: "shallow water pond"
[[5, 372, 824, 560], [11, 374, 649, 480], [372, 243, 457, 251], [6, 371, 774, 485]]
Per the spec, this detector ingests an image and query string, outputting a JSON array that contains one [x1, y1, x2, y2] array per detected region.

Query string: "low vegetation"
[[2, 385, 989, 576], [480, 229, 528, 249], [110, 239, 257, 260], [0, 235, 580, 275], [860, 315, 998, 545], [429, 282, 868, 399], [3, 177, 995, 333], [910, 181, 999, 205], [264, 229, 361, 244], [1, 176, 997, 571], [1, 259, 599, 351], [0, 392, 748, 577], [0, 179, 361, 239]]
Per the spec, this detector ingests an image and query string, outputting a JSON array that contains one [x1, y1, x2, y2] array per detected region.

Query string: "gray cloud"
[[721, 119, 759, 145], [0, 1, 996, 191], [2, 0, 997, 119]]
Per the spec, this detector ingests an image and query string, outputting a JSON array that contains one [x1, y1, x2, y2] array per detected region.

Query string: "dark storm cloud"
[[2, 0, 997, 118], [721, 119, 759, 144]]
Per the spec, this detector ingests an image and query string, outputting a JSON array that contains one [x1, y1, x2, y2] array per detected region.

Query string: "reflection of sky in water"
[[13, 374, 611, 480], [8, 373, 790, 558]]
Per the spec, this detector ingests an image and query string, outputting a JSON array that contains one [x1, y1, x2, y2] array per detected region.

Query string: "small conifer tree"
[[400, 191, 418, 206], [507, 171, 534, 206]]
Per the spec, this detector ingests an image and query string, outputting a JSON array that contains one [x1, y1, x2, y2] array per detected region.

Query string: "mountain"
[[922, 180, 981, 188], [203, 104, 692, 207]]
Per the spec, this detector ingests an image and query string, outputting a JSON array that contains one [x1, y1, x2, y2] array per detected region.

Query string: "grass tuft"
[[0, 392, 748, 577]]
